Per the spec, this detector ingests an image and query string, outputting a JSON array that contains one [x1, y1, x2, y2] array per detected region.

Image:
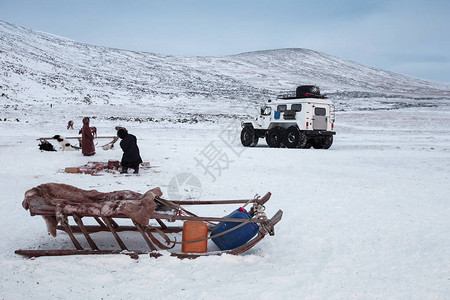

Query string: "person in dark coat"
[[81, 117, 95, 156], [117, 129, 142, 174]]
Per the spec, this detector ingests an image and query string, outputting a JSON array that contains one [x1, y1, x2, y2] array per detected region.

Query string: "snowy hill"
[[1, 20, 449, 118]]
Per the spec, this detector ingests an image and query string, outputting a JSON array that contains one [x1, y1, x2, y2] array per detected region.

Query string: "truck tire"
[[284, 126, 307, 148], [322, 136, 333, 149], [311, 138, 323, 149], [266, 127, 283, 148], [284, 126, 298, 148], [297, 131, 307, 148], [304, 140, 312, 149], [241, 126, 258, 147]]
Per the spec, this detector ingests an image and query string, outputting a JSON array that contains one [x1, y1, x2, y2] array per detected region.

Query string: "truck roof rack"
[[277, 94, 327, 100], [277, 87, 327, 100]]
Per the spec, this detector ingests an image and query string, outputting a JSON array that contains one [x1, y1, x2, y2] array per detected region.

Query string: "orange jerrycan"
[[182, 221, 207, 253]]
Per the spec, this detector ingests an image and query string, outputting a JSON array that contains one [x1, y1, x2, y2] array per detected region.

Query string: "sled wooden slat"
[[134, 222, 157, 251], [72, 214, 99, 250], [109, 218, 119, 228], [93, 216, 107, 228], [14, 249, 151, 259], [102, 217, 128, 251], [155, 219, 167, 229], [151, 213, 268, 223], [60, 215, 83, 250], [55, 224, 184, 234], [161, 192, 271, 206]]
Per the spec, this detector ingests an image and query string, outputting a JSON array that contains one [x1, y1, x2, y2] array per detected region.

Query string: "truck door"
[[312, 106, 328, 130], [258, 105, 272, 128]]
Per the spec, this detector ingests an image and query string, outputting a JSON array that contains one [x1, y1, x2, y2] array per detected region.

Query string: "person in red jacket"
[[81, 117, 95, 156]]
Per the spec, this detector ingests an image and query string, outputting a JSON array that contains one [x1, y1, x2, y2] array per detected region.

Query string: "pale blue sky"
[[1, 0, 449, 82]]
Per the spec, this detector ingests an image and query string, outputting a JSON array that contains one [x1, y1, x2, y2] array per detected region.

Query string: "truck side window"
[[277, 105, 287, 112], [291, 104, 302, 112], [315, 107, 326, 116]]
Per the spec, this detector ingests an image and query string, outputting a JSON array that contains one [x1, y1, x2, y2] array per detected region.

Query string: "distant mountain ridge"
[[1, 20, 449, 110]]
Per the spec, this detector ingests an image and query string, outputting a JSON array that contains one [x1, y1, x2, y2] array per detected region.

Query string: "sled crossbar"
[[37, 136, 116, 140]]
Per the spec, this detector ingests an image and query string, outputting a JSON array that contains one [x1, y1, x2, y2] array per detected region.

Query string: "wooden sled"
[[15, 183, 283, 259], [38, 136, 118, 150]]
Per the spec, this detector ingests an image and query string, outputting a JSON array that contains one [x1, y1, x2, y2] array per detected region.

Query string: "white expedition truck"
[[240, 85, 336, 149]]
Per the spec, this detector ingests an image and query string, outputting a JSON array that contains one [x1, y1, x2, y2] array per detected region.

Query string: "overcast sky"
[[1, 0, 449, 83]]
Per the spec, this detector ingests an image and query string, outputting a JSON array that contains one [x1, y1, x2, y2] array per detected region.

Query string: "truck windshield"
[[261, 106, 272, 115]]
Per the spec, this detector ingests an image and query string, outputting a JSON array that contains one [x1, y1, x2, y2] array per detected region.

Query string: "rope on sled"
[[170, 218, 253, 246]]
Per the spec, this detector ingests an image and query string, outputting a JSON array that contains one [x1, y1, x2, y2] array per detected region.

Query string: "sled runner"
[[15, 183, 282, 259]]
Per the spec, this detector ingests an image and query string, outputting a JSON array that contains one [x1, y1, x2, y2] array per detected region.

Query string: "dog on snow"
[[53, 135, 78, 151]]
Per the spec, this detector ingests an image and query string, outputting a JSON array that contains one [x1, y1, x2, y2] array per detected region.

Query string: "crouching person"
[[117, 129, 142, 174]]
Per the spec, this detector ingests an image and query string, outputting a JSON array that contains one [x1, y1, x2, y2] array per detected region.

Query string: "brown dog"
[[90, 127, 97, 137], [67, 120, 74, 129]]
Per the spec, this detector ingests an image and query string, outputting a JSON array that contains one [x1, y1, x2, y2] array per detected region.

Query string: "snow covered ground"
[[0, 100, 449, 299]]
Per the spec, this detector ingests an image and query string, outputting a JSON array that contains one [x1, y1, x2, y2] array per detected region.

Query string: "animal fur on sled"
[[22, 183, 162, 236]]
